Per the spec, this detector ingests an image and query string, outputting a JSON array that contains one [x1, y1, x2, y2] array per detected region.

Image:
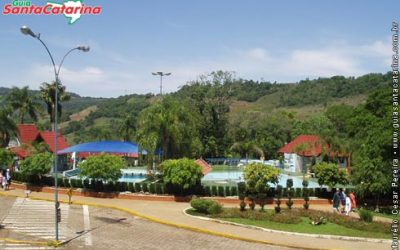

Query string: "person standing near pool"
[[332, 189, 340, 212], [349, 191, 357, 211]]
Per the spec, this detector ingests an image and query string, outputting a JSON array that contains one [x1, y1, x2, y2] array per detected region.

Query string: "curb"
[[0, 191, 310, 250], [182, 208, 391, 244]]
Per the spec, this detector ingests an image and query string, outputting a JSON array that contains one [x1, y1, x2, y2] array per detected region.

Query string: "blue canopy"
[[58, 141, 145, 155]]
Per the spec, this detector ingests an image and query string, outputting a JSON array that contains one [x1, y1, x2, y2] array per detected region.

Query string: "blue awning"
[[58, 141, 146, 155]]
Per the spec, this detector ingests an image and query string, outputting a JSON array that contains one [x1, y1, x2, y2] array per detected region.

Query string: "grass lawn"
[[187, 208, 391, 239], [371, 211, 399, 220], [223, 217, 390, 239]]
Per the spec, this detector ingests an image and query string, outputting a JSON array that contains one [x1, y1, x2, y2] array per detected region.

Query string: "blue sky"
[[0, 0, 398, 97]]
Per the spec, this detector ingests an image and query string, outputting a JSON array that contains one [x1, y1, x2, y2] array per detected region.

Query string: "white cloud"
[[11, 39, 391, 97]]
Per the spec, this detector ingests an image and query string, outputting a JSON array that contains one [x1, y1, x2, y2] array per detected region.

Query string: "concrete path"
[[0, 189, 391, 250]]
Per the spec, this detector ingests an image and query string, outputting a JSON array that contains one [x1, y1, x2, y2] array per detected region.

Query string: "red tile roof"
[[278, 135, 325, 157], [9, 147, 31, 158], [196, 158, 213, 175], [17, 124, 40, 144], [39, 132, 70, 153]]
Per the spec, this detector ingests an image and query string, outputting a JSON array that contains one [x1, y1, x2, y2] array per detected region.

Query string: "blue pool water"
[[119, 167, 319, 188]]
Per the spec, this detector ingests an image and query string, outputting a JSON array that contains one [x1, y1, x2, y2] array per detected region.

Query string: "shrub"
[[208, 202, 223, 215], [240, 200, 246, 211], [155, 183, 163, 194], [121, 182, 128, 192], [41, 176, 54, 186], [128, 182, 135, 192], [237, 182, 246, 195], [95, 180, 104, 192], [230, 186, 238, 196], [217, 186, 225, 197], [191, 198, 222, 214], [135, 183, 141, 192], [225, 186, 231, 196], [204, 186, 211, 196], [105, 181, 115, 192], [211, 186, 218, 196], [295, 188, 302, 198], [161, 158, 203, 195], [142, 183, 149, 193], [308, 188, 315, 197], [358, 209, 374, 222], [63, 178, 71, 188], [20, 152, 53, 180], [83, 179, 90, 189], [57, 178, 65, 187], [80, 154, 125, 182], [149, 183, 156, 194]]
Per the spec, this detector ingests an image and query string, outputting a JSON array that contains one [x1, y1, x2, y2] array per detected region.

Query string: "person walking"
[[6, 169, 11, 190], [2, 170, 8, 190], [349, 191, 357, 211], [345, 192, 352, 215], [338, 188, 347, 213], [332, 189, 340, 212]]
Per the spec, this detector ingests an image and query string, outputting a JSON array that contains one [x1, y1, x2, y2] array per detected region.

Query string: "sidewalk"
[[0, 188, 391, 250]]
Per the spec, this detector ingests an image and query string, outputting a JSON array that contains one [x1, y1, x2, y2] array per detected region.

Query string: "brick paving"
[[0, 188, 391, 250]]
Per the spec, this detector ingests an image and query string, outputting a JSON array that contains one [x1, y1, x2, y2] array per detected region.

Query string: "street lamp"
[[21, 25, 89, 242], [152, 71, 171, 95]]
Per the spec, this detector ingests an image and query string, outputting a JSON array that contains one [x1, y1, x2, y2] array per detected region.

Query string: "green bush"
[[135, 183, 141, 192], [155, 183, 163, 194], [208, 202, 223, 215], [211, 186, 218, 196], [308, 188, 315, 197], [105, 181, 115, 192], [225, 186, 231, 196], [230, 186, 238, 196], [358, 209, 374, 222], [63, 178, 71, 188], [149, 183, 156, 194], [191, 198, 222, 214], [128, 182, 135, 192], [57, 178, 65, 187], [80, 154, 124, 182], [204, 186, 211, 196], [161, 158, 203, 195], [83, 179, 90, 189], [142, 183, 149, 193], [95, 180, 104, 192], [295, 188, 302, 198], [121, 182, 128, 192], [41, 176, 54, 186], [218, 186, 225, 197]]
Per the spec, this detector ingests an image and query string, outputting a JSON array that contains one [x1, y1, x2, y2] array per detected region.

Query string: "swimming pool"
[[119, 167, 319, 188]]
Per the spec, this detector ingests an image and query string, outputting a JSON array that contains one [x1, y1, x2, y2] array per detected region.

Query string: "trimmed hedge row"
[[12, 172, 354, 198]]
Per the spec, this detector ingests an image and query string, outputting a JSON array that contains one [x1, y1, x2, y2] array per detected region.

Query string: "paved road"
[[0, 197, 291, 250]]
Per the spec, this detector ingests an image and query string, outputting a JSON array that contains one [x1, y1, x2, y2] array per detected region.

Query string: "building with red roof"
[[278, 134, 350, 173], [9, 124, 70, 159]]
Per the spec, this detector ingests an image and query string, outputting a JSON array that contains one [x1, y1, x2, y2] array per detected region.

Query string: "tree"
[[20, 152, 53, 179], [314, 162, 348, 188], [137, 97, 201, 159], [40, 82, 71, 126], [79, 154, 125, 182], [119, 114, 136, 141], [243, 163, 280, 210], [0, 108, 18, 148], [0, 148, 15, 169], [161, 158, 203, 195], [230, 141, 264, 162], [6, 86, 42, 123]]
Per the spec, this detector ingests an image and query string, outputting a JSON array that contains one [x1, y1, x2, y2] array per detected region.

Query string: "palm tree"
[[6, 86, 42, 124], [119, 115, 137, 141], [40, 82, 71, 128], [0, 108, 18, 147], [230, 141, 264, 163]]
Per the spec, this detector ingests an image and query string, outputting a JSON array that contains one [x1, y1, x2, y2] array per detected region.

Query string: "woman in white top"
[[345, 195, 352, 215]]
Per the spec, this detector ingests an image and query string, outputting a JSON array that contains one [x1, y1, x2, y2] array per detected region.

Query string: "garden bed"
[[187, 207, 392, 239]]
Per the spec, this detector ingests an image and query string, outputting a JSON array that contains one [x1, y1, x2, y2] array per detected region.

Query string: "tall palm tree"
[[40, 82, 71, 127], [119, 115, 137, 142], [6, 86, 42, 124], [0, 108, 18, 147], [230, 141, 264, 163]]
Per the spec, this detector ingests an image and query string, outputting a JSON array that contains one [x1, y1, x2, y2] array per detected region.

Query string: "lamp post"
[[21, 25, 89, 241], [151, 71, 171, 95]]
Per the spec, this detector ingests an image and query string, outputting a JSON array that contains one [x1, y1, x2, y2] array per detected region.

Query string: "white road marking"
[[82, 205, 93, 246]]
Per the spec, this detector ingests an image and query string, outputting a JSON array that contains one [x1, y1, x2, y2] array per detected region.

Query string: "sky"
[[0, 0, 399, 97]]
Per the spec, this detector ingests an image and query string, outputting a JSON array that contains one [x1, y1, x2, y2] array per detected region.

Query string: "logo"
[[3, 0, 102, 24]]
